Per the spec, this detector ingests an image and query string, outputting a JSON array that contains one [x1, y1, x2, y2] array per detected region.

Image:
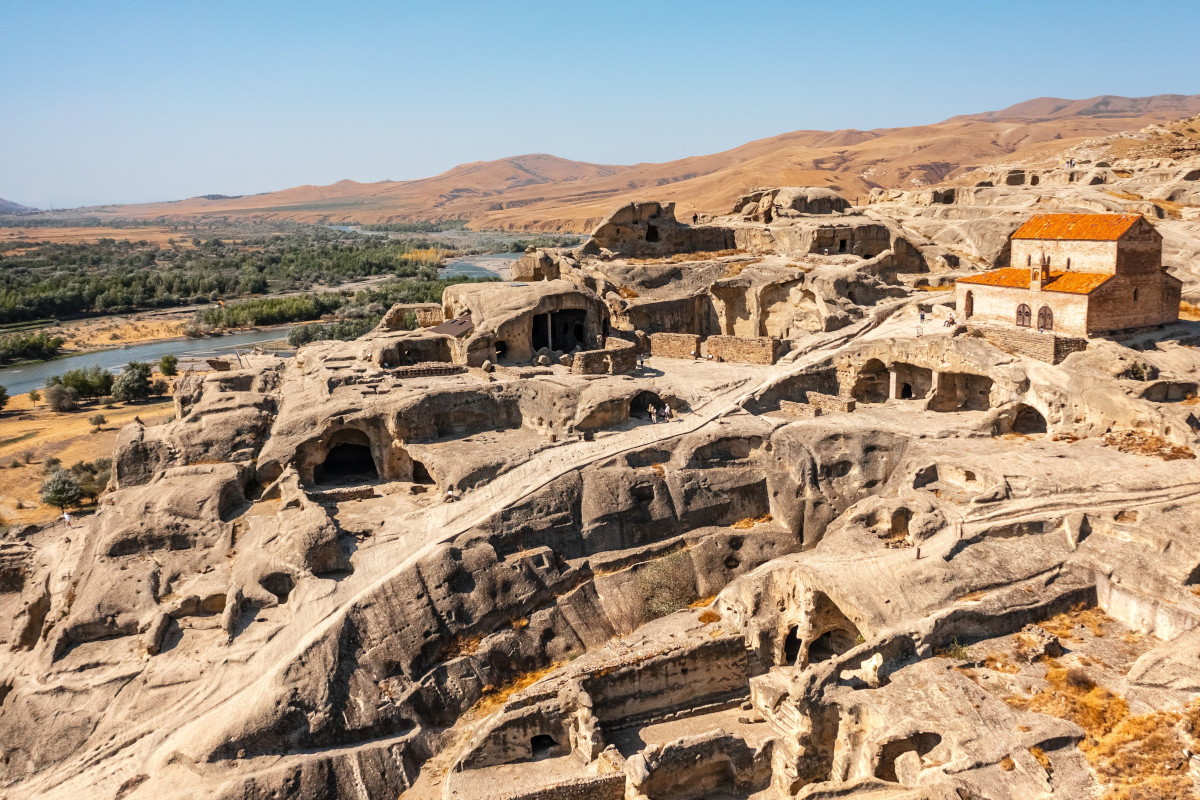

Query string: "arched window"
[[1016, 304, 1032, 327], [1026, 254, 1032, 266], [963, 290, 974, 319], [1038, 305, 1053, 331]]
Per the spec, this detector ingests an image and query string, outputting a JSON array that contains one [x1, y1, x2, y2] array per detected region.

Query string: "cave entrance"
[[645, 224, 660, 243], [494, 340, 508, 360], [530, 734, 559, 761], [890, 507, 911, 537], [850, 359, 889, 404], [900, 383, 913, 399], [313, 430, 378, 486], [784, 626, 802, 666], [808, 628, 859, 663], [838, 238, 848, 253], [631, 390, 664, 420], [411, 459, 434, 484], [1012, 404, 1047, 434], [531, 309, 588, 353]]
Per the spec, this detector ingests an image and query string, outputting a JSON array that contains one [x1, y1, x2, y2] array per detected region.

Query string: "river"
[[0, 328, 293, 396]]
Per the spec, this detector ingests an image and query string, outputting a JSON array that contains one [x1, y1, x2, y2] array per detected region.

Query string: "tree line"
[[0, 228, 449, 323]]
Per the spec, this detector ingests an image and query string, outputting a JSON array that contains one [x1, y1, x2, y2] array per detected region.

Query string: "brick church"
[[955, 213, 1181, 337]]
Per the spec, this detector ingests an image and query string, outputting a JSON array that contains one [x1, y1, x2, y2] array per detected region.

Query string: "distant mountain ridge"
[[31, 93, 1200, 232], [0, 197, 36, 214]]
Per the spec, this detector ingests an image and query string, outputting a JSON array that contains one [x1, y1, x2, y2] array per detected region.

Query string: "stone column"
[[930, 371, 941, 400], [888, 370, 899, 401]]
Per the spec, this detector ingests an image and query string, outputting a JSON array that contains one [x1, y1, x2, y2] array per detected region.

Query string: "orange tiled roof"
[[957, 267, 1112, 295], [1011, 213, 1142, 241]]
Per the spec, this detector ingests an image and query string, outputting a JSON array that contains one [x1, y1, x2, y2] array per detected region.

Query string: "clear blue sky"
[[2, 0, 1197, 209]]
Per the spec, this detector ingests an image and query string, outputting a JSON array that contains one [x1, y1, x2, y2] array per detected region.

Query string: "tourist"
[[62, 511, 72, 528], [649, 405, 657, 423], [445, 487, 457, 503], [662, 404, 672, 421], [919, 311, 926, 325], [692, 213, 698, 225]]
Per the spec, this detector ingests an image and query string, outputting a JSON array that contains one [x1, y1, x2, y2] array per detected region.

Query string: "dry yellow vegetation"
[[0, 390, 174, 525]]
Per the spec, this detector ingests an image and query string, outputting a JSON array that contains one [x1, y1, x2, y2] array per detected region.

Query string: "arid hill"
[[0, 197, 35, 214], [26, 93, 1200, 231]]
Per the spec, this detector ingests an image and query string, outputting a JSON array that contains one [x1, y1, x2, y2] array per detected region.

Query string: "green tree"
[[61, 366, 114, 400], [88, 413, 107, 427], [28, 389, 40, 403], [40, 470, 82, 510], [159, 353, 178, 376], [0, 384, 7, 412], [112, 361, 152, 402]]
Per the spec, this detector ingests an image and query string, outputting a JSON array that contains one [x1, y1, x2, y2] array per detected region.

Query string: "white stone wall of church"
[[957, 283, 1090, 336]]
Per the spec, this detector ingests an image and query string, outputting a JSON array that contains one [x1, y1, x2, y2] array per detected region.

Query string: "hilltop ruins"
[[2, 135, 1200, 800]]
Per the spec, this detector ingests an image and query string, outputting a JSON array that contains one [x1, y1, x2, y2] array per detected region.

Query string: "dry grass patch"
[[1180, 301, 1200, 322], [616, 285, 640, 299], [1038, 603, 1110, 640], [471, 661, 564, 718], [1103, 430, 1195, 461], [732, 513, 772, 530], [698, 609, 722, 625], [721, 258, 765, 278]]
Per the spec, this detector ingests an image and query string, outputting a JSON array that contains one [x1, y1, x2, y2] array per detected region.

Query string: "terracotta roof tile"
[[1011, 213, 1142, 241], [957, 267, 1112, 295]]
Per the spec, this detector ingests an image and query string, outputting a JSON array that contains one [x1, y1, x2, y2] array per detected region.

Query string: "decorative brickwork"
[[969, 325, 1087, 365], [705, 335, 781, 365], [650, 333, 700, 359], [807, 391, 856, 413]]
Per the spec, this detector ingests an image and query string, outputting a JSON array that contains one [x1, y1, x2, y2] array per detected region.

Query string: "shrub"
[[40, 470, 82, 510], [159, 354, 178, 376], [70, 458, 112, 501], [44, 384, 80, 412], [28, 389, 40, 403], [21, 450, 34, 464], [112, 361, 152, 402], [635, 549, 697, 619], [42, 457, 62, 475], [0, 384, 7, 412], [60, 365, 114, 399], [150, 379, 168, 398], [88, 413, 107, 427]]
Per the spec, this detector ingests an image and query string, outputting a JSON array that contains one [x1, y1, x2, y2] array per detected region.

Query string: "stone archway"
[[313, 429, 379, 486], [851, 359, 890, 404]]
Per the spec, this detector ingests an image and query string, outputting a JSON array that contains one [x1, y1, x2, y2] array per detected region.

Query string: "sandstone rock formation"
[[3, 178, 1200, 800]]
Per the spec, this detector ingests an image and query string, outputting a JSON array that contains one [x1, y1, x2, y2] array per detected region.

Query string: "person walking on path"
[[62, 511, 72, 528], [692, 213, 698, 225], [649, 405, 658, 424]]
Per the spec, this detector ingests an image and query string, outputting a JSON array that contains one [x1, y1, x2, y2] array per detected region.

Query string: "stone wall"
[[650, 333, 700, 359], [779, 400, 821, 417], [1086, 272, 1182, 333], [1010, 238, 1116, 273], [491, 774, 626, 800], [807, 392, 856, 413], [705, 335, 781, 365], [969, 325, 1087, 365], [572, 338, 637, 375], [957, 282, 1090, 337], [392, 362, 468, 379]]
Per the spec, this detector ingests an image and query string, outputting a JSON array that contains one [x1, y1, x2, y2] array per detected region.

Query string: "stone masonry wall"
[[705, 335, 780, 365], [957, 282, 1090, 337], [779, 400, 821, 417], [1010, 239, 1116, 273], [493, 774, 625, 800], [650, 333, 700, 359], [572, 338, 637, 375], [970, 325, 1087, 365], [807, 392, 856, 413]]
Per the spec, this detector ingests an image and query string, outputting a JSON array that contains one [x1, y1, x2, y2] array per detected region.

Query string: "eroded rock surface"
[[4, 170, 1200, 800]]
